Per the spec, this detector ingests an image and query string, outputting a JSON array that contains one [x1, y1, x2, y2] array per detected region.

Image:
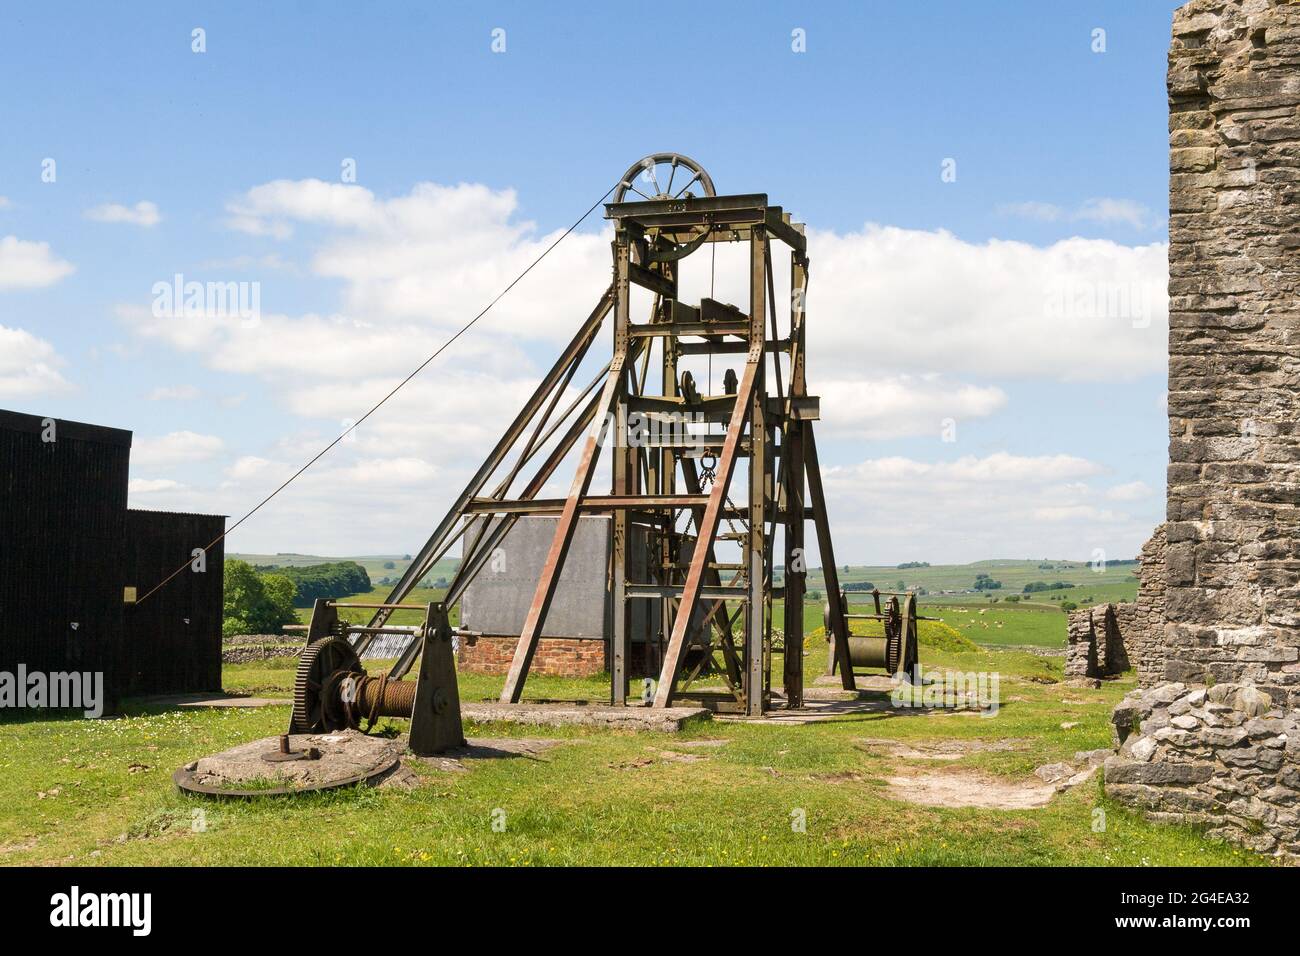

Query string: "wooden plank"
[[804, 421, 855, 690]]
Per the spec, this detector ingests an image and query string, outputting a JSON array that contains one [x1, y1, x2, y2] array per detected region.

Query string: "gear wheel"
[[291, 637, 363, 734], [884, 598, 905, 674]]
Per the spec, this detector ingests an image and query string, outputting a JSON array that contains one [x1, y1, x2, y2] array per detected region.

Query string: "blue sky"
[[0, 1, 1181, 562]]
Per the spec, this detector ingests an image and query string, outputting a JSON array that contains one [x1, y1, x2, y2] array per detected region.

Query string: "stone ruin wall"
[[1130, 525, 1170, 686], [1102, 0, 1300, 864], [1108, 680, 1300, 861], [1164, 0, 1300, 706], [1064, 524, 1166, 683]]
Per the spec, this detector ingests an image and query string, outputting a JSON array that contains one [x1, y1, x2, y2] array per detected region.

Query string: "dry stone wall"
[[1066, 603, 1123, 680], [1107, 681, 1300, 862], [1165, 0, 1300, 706], [1063, 525, 1167, 683], [1131, 525, 1169, 686]]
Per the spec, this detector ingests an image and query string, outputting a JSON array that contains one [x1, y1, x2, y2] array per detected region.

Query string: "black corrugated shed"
[[122, 510, 225, 694], [0, 410, 130, 701], [0, 408, 226, 706]]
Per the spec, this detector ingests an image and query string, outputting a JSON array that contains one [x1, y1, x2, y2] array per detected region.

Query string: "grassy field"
[[293, 589, 1068, 650], [291, 585, 457, 627], [237, 554, 1141, 617], [806, 558, 1140, 605], [0, 635, 1267, 867], [225, 551, 1137, 652], [921, 602, 1069, 648]]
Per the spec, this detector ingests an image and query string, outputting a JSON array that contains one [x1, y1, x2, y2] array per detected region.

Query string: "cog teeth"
[[292, 637, 363, 734]]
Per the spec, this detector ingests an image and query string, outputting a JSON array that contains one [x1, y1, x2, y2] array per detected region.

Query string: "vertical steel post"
[[609, 231, 632, 705], [783, 251, 808, 707]]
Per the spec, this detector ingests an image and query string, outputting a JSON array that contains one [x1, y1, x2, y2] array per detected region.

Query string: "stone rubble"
[[1105, 680, 1300, 862]]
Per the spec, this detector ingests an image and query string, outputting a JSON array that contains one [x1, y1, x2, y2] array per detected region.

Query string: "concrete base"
[[461, 701, 709, 732], [175, 728, 400, 796]]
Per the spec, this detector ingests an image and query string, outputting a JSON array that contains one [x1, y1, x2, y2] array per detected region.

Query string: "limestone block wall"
[[1165, 0, 1300, 705], [1132, 525, 1169, 686], [1064, 526, 1167, 682], [1066, 603, 1124, 678]]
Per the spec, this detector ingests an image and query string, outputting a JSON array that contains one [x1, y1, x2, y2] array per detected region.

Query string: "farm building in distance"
[[0, 408, 225, 708]]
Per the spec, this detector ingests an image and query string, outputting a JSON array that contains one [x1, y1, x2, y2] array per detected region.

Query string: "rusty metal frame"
[[364, 171, 852, 716]]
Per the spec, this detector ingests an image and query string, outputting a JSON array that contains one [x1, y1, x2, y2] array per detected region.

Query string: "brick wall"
[[457, 636, 606, 677], [1165, 0, 1300, 706]]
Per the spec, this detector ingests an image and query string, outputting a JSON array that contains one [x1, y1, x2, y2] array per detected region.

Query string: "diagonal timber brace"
[[653, 344, 761, 707]]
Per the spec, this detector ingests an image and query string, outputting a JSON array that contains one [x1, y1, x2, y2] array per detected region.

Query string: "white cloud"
[[0, 196, 10, 210], [1032, 504, 1120, 522], [802, 225, 1167, 383], [108, 176, 1171, 556], [129, 478, 183, 494], [225, 455, 273, 481], [836, 452, 1102, 486], [997, 200, 1063, 222], [822, 452, 1153, 564], [1105, 480, 1153, 501], [148, 384, 200, 401], [197, 253, 292, 271], [1074, 198, 1152, 230], [85, 201, 161, 227], [818, 375, 1006, 439], [133, 431, 225, 467], [0, 235, 75, 289], [0, 325, 73, 397], [221, 179, 609, 340], [1000, 197, 1154, 230]]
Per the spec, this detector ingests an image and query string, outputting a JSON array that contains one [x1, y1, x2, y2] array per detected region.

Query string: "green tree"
[[223, 560, 298, 636]]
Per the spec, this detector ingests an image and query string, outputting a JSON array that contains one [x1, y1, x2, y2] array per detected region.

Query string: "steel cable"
[[135, 180, 620, 606]]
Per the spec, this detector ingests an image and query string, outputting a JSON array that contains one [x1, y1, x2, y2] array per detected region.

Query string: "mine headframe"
[[349, 153, 856, 716]]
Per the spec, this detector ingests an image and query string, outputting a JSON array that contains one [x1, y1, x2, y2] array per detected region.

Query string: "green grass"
[[923, 602, 1069, 649], [800, 593, 1069, 650], [291, 584, 458, 627], [808, 559, 1140, 600], [0, 638, 1268, 868]]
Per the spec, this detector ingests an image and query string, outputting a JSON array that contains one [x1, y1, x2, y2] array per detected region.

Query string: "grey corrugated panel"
[[359, 633, 416, 660]]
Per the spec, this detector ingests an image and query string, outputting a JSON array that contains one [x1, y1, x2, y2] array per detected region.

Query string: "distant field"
[[234, 554, 1139, 610], [229, 552, 461, 588], [807, 557, 1140, 592], [920, 602, 1067, 648], [291, 584, 457, 627], [232, 552, 1138, 650]]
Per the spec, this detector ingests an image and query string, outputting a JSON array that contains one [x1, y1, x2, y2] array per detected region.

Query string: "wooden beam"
[[652, 349, 761, 707], [804, 421, 855, 690]]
